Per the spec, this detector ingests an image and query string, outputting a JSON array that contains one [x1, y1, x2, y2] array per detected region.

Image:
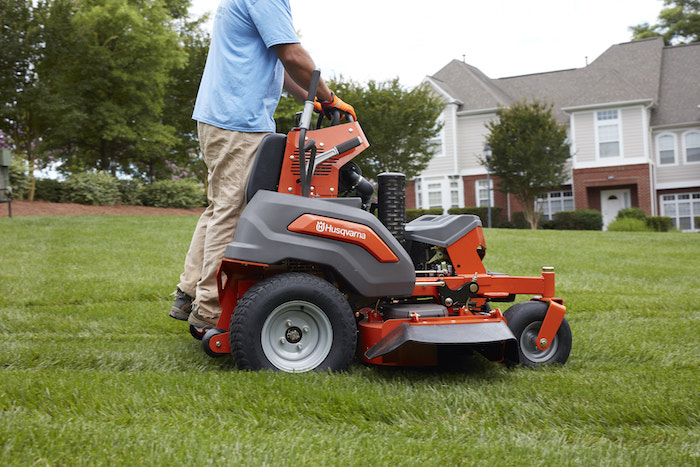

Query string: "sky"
[[191, 0, 665, 87]]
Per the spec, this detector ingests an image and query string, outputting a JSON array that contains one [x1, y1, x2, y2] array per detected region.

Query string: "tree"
[[0, 0, 49, 200], [484, 99, 570, 230], [274, 77, 444, 181], [40, 0, 187, 178], [630, 0, 700, 44], [331, 78, 444, 180], [158, 1, 210, 182]]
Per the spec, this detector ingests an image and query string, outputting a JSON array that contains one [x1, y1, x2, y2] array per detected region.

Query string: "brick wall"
[[405, 179, 416, 209], [573, 163, 653, 214]]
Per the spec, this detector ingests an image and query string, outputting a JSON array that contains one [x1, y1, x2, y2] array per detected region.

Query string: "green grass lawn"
[[0, 215, 698, 465]]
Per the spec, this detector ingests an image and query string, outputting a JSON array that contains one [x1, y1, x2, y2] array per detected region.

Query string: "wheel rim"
[[519, 321, 559, 363], [260, 300, 333, 372]]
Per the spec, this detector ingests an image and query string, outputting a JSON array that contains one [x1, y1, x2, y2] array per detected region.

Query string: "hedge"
[[549, 209, 603, 230], [62, 172, 120, 206], [616, 207, 647, 221], [9, 159, 29, 199], [447, 206, 503, 227], [405, 208, 444, 222], [34, 179, 66, 203], [645, 216, 674, 232], [138, 179, 206, 209], [607, 218, 651, 232]]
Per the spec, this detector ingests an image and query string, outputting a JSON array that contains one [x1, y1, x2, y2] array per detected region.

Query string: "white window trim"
[[431, 113, 446, 158], [660, 192, 700, 232], [595, 109, 623, 160], [418, 176, 464, 212], [656, 133, 678, 166], [536, 190, 575, 220], [681, 130, 700, 165], [475, 179, 494, 208]]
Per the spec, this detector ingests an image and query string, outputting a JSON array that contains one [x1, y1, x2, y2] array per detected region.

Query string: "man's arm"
[[275, 43, 332, 101]]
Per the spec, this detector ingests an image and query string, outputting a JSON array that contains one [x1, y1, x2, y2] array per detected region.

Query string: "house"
[[411, 38, 700, 231]]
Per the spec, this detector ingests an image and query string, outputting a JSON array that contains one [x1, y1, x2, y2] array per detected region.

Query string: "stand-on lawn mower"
[[191, 71, 572, 372]]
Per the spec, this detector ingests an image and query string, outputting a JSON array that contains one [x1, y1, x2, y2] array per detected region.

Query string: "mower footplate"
[[364, 320, 516, 360]]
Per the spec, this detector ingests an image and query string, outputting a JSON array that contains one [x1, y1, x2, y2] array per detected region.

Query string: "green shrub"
[[552, 211, 577, 230], [118, 180, 143, 206], [576, 209, 603, 230], [9, 159, 29, 199], [539, 219, 556, 230], [550, 209, 602, 230], [447, 206, 503, 226], [695, 216, 700, 230], [607, 218, 652, 232], [498, 220, 517, 229], [616, 207, 647, 220], [138, 179, 206, 209], [646, 216, 674, 232], [63, 172, 120, 206], [34, 179, 66, 203], [406, 208, 443, 222], [511, 211, 530, 229]]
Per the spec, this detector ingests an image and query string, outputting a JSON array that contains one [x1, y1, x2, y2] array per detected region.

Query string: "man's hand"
[[317, 92, 357, 121]]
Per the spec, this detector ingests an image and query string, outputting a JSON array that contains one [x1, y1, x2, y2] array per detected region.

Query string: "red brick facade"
[[405, 179, 417, 209], [572, 163, 653, 214]]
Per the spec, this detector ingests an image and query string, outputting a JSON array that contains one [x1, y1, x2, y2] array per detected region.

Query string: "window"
[[684, 131, 700, 163], [427, 183, 442, 208], [597, 109, 620, 158], [450, 178, 459, 208], [429, 116, 445, 157], [475, 179, 493, 207], [661, 192, 700, 231], [657, 134, 676, 165], [536, 191, 574, 220]]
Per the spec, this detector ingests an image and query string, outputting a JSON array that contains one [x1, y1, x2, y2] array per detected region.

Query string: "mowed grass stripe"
[[0, 215, 698, 465]]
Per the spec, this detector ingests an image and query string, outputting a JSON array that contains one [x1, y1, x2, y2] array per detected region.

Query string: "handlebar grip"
[[306, 69, 321, 102], [335, 137, 363, 155]]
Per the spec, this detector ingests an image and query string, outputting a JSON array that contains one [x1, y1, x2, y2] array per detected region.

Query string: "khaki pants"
[[178, 122, 268, 319]]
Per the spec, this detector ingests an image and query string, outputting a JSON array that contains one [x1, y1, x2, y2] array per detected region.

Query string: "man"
[[169, 0, 356, 329]]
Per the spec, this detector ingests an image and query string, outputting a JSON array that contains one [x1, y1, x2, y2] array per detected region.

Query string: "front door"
[[601, 189, 631, 230]]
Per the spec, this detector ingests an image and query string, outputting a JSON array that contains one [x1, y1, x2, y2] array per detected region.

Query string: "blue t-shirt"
[[192, 0, 299, 132]]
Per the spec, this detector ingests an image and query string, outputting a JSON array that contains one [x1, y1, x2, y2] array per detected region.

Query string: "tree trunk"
[[26, 152, 36, 201], [523, 204, 541, 230]]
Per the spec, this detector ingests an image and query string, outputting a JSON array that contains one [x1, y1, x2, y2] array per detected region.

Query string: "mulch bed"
[[0, 200, 205, 218]]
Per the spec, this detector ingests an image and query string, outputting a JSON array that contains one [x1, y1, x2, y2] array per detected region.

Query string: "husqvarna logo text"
[[315, 220, 367, 240]]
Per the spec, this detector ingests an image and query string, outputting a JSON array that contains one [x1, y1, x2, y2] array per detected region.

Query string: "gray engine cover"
[[224, 190, 415, 297]]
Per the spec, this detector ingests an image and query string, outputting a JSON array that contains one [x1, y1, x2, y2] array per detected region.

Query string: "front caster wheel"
[[202, 328, 228, 358], [189, 324, 204, 340], [504, 301, 572, 367], [231, 272, 356, 373]]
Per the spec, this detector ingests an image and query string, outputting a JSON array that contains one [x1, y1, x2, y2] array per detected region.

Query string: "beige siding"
[[421, 106, 455, 177], [621, 106, 645, 159], [657, 164, 700, 185], [654, 128, 700, 186], [572, 112, 595, 164], [456, 114, 496, 173]]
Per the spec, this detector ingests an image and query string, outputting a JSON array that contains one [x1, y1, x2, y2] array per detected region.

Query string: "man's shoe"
[[187, 306, 219, 330], [169, 288, 193, 320]]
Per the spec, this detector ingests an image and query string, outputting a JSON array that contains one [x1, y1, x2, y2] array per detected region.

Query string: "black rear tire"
[[230, 272, 357, 372], [504, 301, 572, 367]]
